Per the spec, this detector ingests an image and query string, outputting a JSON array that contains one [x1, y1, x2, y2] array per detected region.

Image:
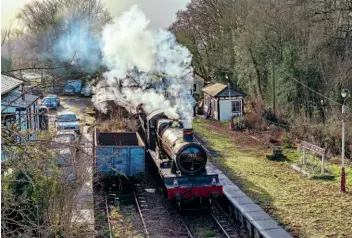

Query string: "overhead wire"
[[282, 71, 342, 106]]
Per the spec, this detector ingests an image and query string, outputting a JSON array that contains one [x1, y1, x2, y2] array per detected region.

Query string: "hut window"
[[231, 100, 241, 113]]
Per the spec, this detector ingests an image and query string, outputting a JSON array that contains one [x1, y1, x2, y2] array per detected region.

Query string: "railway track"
[[95, 147, 245, 238], [209, 199, 244, 238], [97, 184, 245, 238], [179, 199, 243, 238], [98, 171, 193, 237], [132, 181, 191, 237], [95, 182, 145, 238]]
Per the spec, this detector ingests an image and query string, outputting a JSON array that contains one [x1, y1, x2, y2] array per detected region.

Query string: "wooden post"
[[303, 147, 306, 165], [321, 154, 325, 175]]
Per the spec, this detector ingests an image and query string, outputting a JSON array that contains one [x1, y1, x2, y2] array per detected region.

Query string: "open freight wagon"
[[94, 128, 145, 181]]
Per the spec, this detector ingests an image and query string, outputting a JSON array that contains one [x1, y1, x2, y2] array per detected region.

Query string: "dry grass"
[[193, 118, 352, 238], [109, 207, 143, 238]]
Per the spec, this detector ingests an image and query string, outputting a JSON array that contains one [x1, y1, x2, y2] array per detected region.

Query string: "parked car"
[[38, 105, 49, 114], [63, 80, 82, 94], [52, 135, 77, 181], [81, 84, 92, 97], [63, 85, 75, 95], [55, 112, 80, 134], [42, 96, 59, 110], [47, 94, 60, 106], [55, 130, 80, 144]]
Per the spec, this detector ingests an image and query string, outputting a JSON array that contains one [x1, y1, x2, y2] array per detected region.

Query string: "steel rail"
[[211, 198, 232, 220], [133, 189, 150, 238], [104, 192, 113, 238], [210, 198, 243, 238], [209, 209, 232, 238], [179, 213, 194, 238]]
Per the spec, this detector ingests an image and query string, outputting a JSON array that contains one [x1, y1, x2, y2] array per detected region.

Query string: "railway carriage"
[[138, 108, 223, 203]]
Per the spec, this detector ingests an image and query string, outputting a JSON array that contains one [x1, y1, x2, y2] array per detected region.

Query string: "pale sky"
[[1, 0, 190, 29]]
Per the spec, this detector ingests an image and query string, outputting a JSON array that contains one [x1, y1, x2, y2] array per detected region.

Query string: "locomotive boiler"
[[156, 118, 207, 175], [138, 108, 223, 202]]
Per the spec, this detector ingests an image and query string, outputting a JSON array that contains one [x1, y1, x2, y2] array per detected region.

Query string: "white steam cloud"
[[92, 5, 195, 128]]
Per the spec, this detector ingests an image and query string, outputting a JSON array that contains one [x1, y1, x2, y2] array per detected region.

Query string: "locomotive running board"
[[147, 149, 220, 185]]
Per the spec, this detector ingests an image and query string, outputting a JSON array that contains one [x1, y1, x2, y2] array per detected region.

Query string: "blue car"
[[55, 112, 80, 134], [47, 94, 60, 106], [63, 85, 75, 95], [42, 96, 58, 110], [63, 80, 82, 95]]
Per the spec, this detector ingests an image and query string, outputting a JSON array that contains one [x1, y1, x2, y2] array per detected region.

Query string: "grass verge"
[[193, 118, 352, 238]]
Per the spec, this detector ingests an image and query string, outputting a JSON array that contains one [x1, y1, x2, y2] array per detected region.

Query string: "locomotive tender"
[[138, 108, 223, 202]]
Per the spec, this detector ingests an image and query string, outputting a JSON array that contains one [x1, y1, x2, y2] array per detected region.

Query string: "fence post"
[[303, 147, 306, 165]]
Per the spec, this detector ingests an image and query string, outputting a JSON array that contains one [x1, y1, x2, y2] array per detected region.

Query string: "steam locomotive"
[[138, 107, 223, 203]]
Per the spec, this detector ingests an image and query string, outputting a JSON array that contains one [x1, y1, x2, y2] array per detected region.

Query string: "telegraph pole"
[[272, 49, 276, 115]]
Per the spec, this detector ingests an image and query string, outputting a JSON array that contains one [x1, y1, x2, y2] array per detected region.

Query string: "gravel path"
[[53, 96, 95, 237]]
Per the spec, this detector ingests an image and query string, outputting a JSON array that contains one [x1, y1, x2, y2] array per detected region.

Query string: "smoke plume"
[[93, 5, 195, 128], [53, 22, 101, 73]]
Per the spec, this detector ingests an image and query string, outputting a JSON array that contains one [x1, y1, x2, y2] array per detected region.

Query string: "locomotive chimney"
[[183, 128, 193, 142], [182, 119, 193, 142]]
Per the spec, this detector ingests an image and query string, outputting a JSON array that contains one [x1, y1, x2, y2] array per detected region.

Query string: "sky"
[[1, 0, 190, 29]]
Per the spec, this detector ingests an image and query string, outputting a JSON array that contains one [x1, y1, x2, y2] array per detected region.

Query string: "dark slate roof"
[[217, 87, 245, 97], [1, 93, 39, 109], [202, 83, 245, 97], [1, 74, 24, 95]]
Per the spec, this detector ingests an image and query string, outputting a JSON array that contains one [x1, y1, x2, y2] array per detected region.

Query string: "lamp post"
[[341, 88, 350, 193]]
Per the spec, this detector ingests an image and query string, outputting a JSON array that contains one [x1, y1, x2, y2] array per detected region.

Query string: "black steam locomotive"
[[138, 108, 223, 202]]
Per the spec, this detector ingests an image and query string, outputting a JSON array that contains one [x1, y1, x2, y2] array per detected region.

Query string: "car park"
[[42, 96, 59, 110], [55, 112, 80, 134]]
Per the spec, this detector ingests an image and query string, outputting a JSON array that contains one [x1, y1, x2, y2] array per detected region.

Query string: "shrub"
[[243, 112, 262, 129], [282, 133, 294, 148], [231, 116, 246, 130], [290, 115, 352, 156]]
